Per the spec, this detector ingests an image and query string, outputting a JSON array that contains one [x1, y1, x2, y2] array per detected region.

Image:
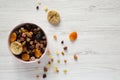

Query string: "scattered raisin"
[[43, 74, 47, 78], [61, 51, 65, 56], [38, 61, 41, 64], [63, 46, 67, 51], [36, 6, 39, 10], [64, 59, 67, 64], [44, 67, 48, 72], [61, 40, 64, 44]]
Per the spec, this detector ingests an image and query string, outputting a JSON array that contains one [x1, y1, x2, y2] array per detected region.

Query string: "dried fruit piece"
[[10, 32, 17, 42], [47, 10, 60, 25], [43, 74, 47, 78], [38, 61, 41, 64], [53, 35, 57, 40], [61, 51, 64, 56], [61, 40, 64, 44], [69, 32, 77, 41], [47, 49, 51, 55], [53, 66, 59, 73], [63, 69, 67, 74], [63, 46, 68, 51], [44, 6, 48, 12], [74, 54, 78, 61], [21, 53, 30, 61], [23, 47, 27, 52], [36, 6, 39, 10], [57, 60, 60, 63], [36, 74, 40, 78], [30, 56, 35, 61], [51, 58, 54, 62], [55, 50, 59, 56], [44, 66, 48, 72], [10, 41, 23, 55], [35, 49, 42, 58], [64, 59, 67, 64]]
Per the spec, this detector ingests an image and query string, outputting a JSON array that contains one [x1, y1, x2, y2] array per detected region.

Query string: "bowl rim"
[[8, 23, 48, 63]]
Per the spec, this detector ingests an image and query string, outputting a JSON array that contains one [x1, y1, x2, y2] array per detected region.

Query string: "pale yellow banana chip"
[[10, 41, 23, 55]]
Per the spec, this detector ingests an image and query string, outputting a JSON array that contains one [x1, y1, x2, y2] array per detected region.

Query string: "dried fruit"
[[51, 58, 54, 62], [30, 56, 35, 61], [10, 32, 17, 42], [61, 40, 64, 44], [53, 35, 57, 40], [10, 41, 23, 55], [44, 6, 48, 12], [38, 61, 41, 64], [74, 54, 78, 61], [53, 66, 59, 73], [35, 49, 42, 58], [63, 69, 67, 74], [55, 50, 59, 56], [57, 60, 60, 63], [43, 74, 47, 78], [48, 61, 51, 64], [61, 51, 64, 56], [36, 74, 40, 78], [64, 59, 67, 64], [44, 66, 48, 72], [21, 53, 30, 61], [69, 32, 77, 41], [36, 6, 39, 10], [63, 46, 67, 51]]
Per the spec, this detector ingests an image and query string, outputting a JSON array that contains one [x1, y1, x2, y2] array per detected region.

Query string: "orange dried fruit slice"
[[69, 32, 77, 41], [35, 49, 42, 58], [10, 32, 17, 42], [21, 53, 30, 61]]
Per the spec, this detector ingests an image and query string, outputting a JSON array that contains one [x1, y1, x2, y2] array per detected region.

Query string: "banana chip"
[[10, 41, 23, 55]]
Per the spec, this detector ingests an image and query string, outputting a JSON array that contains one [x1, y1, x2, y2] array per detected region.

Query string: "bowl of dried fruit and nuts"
[[8, 23, 48, 63]]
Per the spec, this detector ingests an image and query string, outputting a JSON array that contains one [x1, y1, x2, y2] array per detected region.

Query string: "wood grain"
[[0, 0, 120, 80]]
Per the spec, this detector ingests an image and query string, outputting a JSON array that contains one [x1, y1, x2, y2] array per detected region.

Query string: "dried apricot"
[[69, 32, 77, 41], [21, 53, 30, 61], [35, 49, 42, 58], [10, 32, 17, 42]]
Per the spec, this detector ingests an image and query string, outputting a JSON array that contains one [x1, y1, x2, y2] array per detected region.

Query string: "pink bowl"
[[8, 23, 48, 63]]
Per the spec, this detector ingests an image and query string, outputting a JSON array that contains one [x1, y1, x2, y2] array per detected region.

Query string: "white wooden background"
[[0, 0, 120, 80]]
